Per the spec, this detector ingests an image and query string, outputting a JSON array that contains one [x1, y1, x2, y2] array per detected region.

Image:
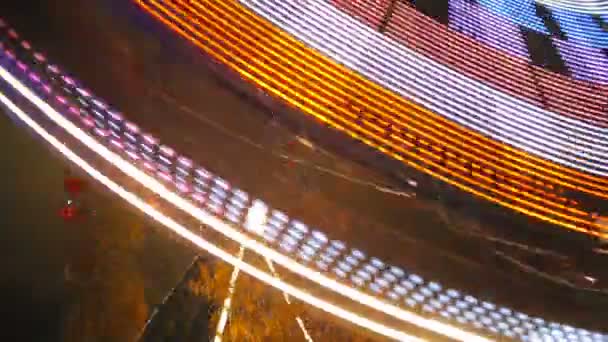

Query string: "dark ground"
[[1, 0, 607, 339]]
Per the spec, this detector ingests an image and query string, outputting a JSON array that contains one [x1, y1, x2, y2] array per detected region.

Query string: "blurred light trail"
[[214, 246, 245, 342], [0, 64, 481, 341]]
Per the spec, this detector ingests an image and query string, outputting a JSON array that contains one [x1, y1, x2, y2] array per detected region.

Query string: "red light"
[[60, 205, 77, 220], [64, 177, 85, 195]]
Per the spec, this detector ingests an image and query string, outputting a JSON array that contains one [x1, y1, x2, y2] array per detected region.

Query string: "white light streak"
[[214, 246, 245, 342]]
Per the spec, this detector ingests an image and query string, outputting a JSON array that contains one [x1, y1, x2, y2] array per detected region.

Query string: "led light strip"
[[239, 0, 608, 176], [2, 23, 605, 341], [0, 60, 489, 342]]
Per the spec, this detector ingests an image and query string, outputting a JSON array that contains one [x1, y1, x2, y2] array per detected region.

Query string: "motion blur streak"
[[214, 246, 245, 342], [0, 64, 488, 341]]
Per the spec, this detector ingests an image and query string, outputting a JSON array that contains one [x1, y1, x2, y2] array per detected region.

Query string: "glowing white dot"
[[370, 257, 385, 269], [301, 245, 315, 257], [401, 280, 415, 290], [489, 312, 502, 321], [499, 307, 513, 316], [364, 264, 379, 274], [375, 277, 389, 288], [356, 270, 372, 281], [497, 322, 509, 331], [325, 247, 340, 257], [430, 299, 442, 309], [506, 317, 519, 326], [271, 210, 288, 223], [345, 255, 359, 266], [482, 301, 496, 311], [447, 305, 459, 315], [245, 200, 268, 234], [438, 294, 450, 303], [312, 230, 328, 243], [390, 266, 405, 277], [351, 249, 365, 259], [464, 295, 477, 304], [419, 287, 433, 297], [331, 240, 345, 250], [307, 239, 323, 250], [428, 282, 442, 292], [287, 227, 305, 240], [455, 300, 468, 310], [480, 316, 492, 326], [382, 272, 397, 283], [409, 274, 423, 285], [473, 307, 486, 315], [393, 285, 407, 296], [291, 220, 309, 234], [338, 262, 352, 273]]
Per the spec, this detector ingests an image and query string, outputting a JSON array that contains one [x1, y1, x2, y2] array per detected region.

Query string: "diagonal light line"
[[214, 246, 246, 342], [0, 69, 424, 341]]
